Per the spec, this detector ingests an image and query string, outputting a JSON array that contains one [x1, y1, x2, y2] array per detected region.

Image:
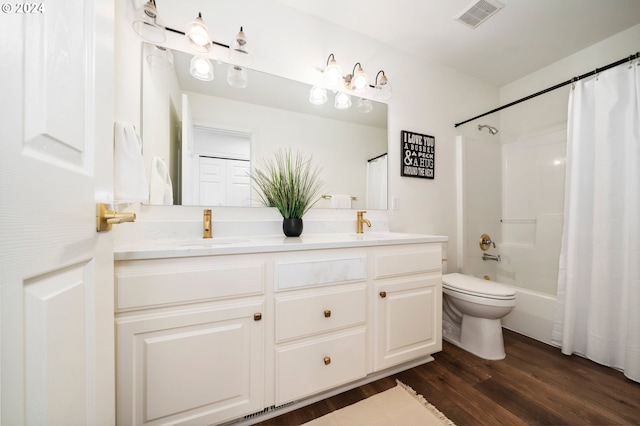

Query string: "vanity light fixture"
[[227, 65, 248, 88], [309, 86, 328, 105], [189, 56, 214, 81], [185, 12, 212, 53], [334, 92, 352, 110], [132, 0, 166, 43], [324, 54, 343, 87], [229, 26, 253, 66], [346, 62, 368, 92], [373, 70, 392, 100]]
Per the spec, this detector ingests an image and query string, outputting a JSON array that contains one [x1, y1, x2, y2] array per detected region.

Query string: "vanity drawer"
[[275, 284, 366, 343], [372, 243, 442, 279], [275, 328, 366, 405], [115, 259, 265, 311]]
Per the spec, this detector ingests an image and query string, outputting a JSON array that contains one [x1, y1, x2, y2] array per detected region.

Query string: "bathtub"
[[500, 285, 557, 345]]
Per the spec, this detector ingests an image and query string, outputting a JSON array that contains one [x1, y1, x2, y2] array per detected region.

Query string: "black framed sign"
[[400, 130, 435, 179]]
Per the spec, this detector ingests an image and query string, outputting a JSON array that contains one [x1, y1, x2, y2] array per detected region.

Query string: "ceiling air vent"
[[454, 0, 504, 29]]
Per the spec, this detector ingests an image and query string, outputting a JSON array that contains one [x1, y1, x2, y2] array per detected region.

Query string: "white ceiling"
[[274, 0, 640, 86]]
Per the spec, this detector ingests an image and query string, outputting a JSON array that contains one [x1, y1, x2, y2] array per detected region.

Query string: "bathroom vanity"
[[114, 232, 445, 425]]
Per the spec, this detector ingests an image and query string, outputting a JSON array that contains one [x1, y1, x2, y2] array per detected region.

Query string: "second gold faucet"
[[356, 211, 371, 234], [203, 209, 212, 238]]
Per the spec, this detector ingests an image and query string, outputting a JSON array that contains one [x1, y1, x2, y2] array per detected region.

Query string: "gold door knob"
[[379, 291, 387, 298], [324, 356, 331, 365], [96, 203, 136, 232], [253, 313, 262, 321], [324, 309, 331, 318]]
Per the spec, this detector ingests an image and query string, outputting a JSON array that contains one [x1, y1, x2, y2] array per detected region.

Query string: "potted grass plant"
[[251, 148, 324, 237]]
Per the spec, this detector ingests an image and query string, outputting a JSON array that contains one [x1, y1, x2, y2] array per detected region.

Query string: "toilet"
[[441, 273, 516, 360]]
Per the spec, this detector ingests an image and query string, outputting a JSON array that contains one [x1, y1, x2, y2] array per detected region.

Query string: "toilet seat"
[[443, 273, 515, 301]]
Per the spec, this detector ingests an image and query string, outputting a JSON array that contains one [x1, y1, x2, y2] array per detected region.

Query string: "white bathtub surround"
[[552, 62, 640, 383]]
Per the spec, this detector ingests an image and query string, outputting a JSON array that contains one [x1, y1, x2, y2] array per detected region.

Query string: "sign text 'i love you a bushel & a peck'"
[[401, 130, 435, 179]]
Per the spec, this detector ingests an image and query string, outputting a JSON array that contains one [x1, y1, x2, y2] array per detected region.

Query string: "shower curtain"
[[366, 154, 388, 210], [552, 61, 640, 382]]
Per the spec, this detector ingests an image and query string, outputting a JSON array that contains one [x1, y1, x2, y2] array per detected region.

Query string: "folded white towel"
[[114, 121, 149, 203], [149, 156, 174, 205], [331, 194, 352, 209]]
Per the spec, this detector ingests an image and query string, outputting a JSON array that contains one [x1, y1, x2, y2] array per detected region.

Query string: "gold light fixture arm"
[[96, 203, 136, 232]]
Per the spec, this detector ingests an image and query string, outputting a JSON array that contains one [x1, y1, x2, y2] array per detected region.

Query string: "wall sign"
[[401, 130, 435, 179]]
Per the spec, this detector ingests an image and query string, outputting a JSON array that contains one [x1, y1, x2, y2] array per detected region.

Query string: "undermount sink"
[[159, 238, 250, 247]]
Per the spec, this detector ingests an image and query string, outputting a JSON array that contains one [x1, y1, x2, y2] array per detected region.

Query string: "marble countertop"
[[114, 232, 448, 260]]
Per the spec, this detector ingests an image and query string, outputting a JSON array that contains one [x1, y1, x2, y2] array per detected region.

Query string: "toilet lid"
[[442, 273, 515, 298]]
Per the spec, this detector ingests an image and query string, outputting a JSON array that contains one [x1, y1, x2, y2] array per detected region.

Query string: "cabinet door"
[[116, 300, 264, 425], [373, 276, 442, 371]]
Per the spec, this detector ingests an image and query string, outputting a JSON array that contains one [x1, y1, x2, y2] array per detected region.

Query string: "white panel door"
[[199, 156, 226, 205], [227, 159, 251, 206], [0, 1, 115, 425]]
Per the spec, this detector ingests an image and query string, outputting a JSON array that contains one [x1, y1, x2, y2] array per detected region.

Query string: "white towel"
[[149, 156, 174, 205], [114, 121, 149, 203], [331, 194, 352, 209]]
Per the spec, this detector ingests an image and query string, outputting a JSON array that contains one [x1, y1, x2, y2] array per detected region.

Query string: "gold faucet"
[[356, 211, 371, 234], [203, 209, 212, 238]]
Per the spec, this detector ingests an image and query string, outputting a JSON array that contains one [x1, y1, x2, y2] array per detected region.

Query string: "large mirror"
[[141, 43, 388, 210]]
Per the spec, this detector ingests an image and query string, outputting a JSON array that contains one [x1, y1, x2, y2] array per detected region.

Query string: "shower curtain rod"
[[454, 51, 640, 128], [368, 152, 388, 162]]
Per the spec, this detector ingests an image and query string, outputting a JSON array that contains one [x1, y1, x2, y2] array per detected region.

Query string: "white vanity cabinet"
[[113, 234, 446, 425], [372, 244, 443, 371], [114, 255, 267, 426], [273, 253, 368, 405]]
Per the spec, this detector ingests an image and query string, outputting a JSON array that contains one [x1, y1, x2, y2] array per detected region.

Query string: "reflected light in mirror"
[[309, 86, 328, 105], [227, 65, 248, 88], [190, 56, 214, 81], [334, 92, 352, 109]]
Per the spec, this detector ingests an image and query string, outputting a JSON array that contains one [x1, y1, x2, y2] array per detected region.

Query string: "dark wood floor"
[[254, 330, 640, 425]]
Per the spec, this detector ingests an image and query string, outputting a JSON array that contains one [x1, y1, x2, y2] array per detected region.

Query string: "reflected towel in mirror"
[[114, 121, 149, 203], [149, 156, 173, 205], [331, 194, 352, 209]]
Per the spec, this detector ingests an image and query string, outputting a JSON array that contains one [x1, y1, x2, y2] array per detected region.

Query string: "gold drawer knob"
[[379, 291, 387, 298], [324, 309, 331, 318], [253, 312, 262, 321], [324, 356, 331, 365]]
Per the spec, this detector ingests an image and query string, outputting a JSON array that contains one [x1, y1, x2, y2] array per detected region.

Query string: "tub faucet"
[[482, 253, 501, 262], [203, 209, 212, 238], [356, 211, 371, 234]]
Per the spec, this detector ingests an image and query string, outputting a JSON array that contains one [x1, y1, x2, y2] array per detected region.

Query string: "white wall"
[[115, 0, 502, 270]]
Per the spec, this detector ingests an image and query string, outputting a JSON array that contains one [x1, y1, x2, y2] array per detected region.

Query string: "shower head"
[[478, 124, 499, 135]]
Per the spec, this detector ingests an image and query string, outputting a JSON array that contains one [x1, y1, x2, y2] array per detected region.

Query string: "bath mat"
[[303, 380, 455, 425]]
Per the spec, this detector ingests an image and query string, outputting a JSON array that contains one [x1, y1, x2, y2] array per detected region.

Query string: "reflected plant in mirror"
[[141, 43, 389, 210]]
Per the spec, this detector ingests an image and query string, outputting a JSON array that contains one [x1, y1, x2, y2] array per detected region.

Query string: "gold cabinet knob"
[[379, 291, 387, 298], [324, 309, 331, 318], [253, 312, 262, 321], [324, 356, 331, 365]]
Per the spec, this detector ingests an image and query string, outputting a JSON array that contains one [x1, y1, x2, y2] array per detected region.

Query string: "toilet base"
[[457, 316, 506, 360]]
